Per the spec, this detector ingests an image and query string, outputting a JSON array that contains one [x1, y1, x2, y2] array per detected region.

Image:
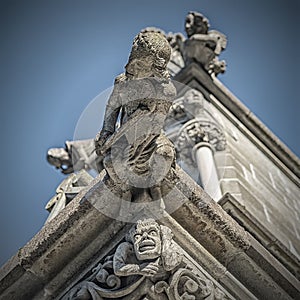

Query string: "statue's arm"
[[113, 242, 160, 277], [95, 77, 123, 155], [102, 84, 122, 134], [113, 242, 141, 276]]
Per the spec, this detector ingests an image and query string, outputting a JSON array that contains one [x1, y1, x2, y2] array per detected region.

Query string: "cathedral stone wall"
[[209, 97, 300, 260]]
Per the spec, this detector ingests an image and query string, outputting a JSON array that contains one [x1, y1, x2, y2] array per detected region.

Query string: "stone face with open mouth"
[[133, 224, 162, 261], [138, 239, 156, 252]]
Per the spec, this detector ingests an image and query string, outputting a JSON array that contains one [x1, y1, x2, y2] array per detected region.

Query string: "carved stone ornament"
[[45, 170, 94, 222], [47, 139, 101, 174], [94, 30, 177, 204], [165, 89, 226, 164], [62, 219, 231, 300], [167, 11, 227, 76], [181, 119, 226, 151]]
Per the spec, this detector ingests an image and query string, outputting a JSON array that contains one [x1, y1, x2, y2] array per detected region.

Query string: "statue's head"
[[128, 219, 162, 261], [125, 31, 171, 79], [185, 11, 209, 38], [127, 218, 182, 271]]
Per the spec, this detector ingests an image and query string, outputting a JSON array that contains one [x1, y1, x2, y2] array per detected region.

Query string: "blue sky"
[[0, 0, 299, 266]]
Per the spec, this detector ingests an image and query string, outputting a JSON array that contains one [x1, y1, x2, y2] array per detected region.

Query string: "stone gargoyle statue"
[[168, 11, 227, 75], [113, 218, 182, 277], [94, 30, 177, 204]]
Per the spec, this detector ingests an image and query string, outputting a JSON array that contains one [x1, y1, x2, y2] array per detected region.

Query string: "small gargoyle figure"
[[113, 218, 182, 278], [174, 11, 227, 75], [47, 140, 101, 174]]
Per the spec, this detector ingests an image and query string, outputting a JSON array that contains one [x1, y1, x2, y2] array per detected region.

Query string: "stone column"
[[175, 118, 225, 201], [193, 142, 222, 200], [167, 89, 226, 201]]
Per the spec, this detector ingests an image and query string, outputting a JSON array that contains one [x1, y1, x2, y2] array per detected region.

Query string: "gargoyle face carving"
[[132, 221, 162, 261], [185, 12, 209, 37], [185, 14, 196, 37]]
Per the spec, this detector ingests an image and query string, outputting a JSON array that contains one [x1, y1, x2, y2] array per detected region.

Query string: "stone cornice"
[[219, 192, 300, 280], [169, 167, 299, 299]]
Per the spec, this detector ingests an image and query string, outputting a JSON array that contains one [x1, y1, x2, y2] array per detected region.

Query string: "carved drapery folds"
[[62, 219, 230, 300], [93, 30, 177, 205]]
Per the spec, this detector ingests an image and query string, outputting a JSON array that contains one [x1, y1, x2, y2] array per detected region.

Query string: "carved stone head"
[[125, 31, 171, 79], [129, 219, 162, 261], [47, 148, 73, 174], [185, 11, 210, 37]]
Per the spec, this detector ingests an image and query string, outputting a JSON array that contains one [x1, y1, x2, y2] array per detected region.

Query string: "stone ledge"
[[170, 167, 299, 299], [219, 192, 300, 280], [0, 175, 125, 300], [1, 167, 299, 299]]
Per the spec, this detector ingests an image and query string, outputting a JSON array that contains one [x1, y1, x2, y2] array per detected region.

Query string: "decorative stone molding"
[[166, 89, 226, 165], [45, 170, 94, 223], [62, 218, 232, 300], [176, 118, 226, 155], [173, 62, 300, 181], [172, 167, 251, 252], [1, 167, 297, 299], [219, 193, 300, 280]]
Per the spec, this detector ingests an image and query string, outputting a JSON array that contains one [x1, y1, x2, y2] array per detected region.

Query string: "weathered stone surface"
[[1, 164, 298, 299], [172, 62, 300, 263], [165, 89, 226, 158], [45, 170, 94, 223], [47, 139, 101, 174], [173, 62, 300, 180], [0, 174, 125, 300], [219, 193, 300, 280], [164, 88, 226, 199], [61, 218, 186, 299], [168, 11, 227, 76], [94, 30, 177, 207], [2, 11, 300, 300], [168, 167, 299, 299]]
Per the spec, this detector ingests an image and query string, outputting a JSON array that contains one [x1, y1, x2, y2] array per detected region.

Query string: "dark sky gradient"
[[0, 0, 299, 266]]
